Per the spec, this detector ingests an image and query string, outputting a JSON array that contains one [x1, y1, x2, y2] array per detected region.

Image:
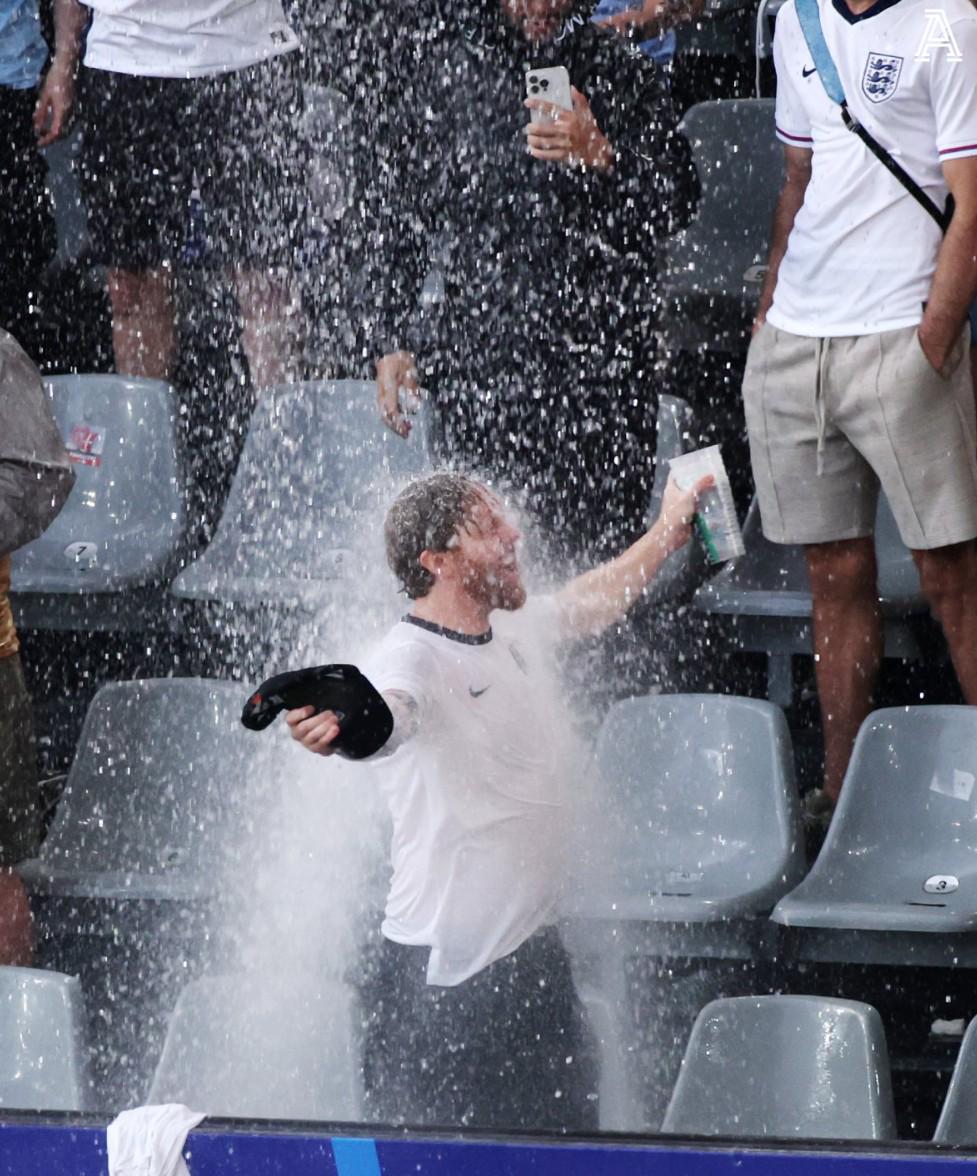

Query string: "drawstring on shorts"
[[813, 336, 829, 476]]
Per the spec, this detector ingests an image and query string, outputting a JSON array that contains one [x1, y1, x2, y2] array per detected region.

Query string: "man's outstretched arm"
[[555, 473, 711, 639]]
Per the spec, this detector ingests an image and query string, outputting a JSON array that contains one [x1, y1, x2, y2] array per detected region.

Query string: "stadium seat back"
[[11, 375, 186, 594], [934, 1016, 977, 1143], [171, 380, 431, 607], [662, 995, 897, 1139], [27, 679, 265, 892], [773, 707, 977, 932], [148, 973, 361, 1120], [592, 694, 803, 917], [0, 967, 91, 1111], [660, 100, 783, 348]]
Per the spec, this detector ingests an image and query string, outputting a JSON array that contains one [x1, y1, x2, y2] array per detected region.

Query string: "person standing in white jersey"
[[64, 0, 303, 387], [743, 0, 977, 828], [287, 468, 709, 1130]]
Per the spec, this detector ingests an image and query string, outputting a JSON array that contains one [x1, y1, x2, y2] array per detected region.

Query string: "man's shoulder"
[[364, 620, 447, 692]]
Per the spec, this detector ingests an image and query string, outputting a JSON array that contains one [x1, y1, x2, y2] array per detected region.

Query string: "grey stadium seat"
[[662, 995, 897, 1140], [934, 1016, 977, 1143], [10, 374, 187, 630], [0, 967, 92, 1111], [659, 99, 784, 354], [148, 973, 362, 1121], [772, 706, 977, 948], [171, 379, 432, 610], [694, 494, 926, 705], [568, 693, 804, 925], [18, 678, 270, 904]]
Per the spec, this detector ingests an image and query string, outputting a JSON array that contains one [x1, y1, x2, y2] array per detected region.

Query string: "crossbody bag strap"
[[793, 0, 952, 233]]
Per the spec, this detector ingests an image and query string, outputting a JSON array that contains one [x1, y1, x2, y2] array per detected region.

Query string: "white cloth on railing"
[[107, 1104, 207, 1176]]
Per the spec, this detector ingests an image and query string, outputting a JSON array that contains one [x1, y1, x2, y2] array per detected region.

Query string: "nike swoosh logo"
[[469, 686, 491, 698], [802, 65, 817, 77]]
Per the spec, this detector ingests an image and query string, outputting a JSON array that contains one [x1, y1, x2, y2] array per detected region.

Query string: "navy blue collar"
[[403, 615, 493, 645], [831, 0, 904, 25]]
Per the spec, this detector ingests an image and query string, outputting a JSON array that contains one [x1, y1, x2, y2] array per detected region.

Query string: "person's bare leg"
[[0, 869, 33, 966], [233, 268, 301, 390], [107, 267, 176, 379], [914, 542, 977, 704], [806, 537, 883, 804]]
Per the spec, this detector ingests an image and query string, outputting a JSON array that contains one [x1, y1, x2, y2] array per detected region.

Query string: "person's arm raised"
[[554, 473, 711, 639]]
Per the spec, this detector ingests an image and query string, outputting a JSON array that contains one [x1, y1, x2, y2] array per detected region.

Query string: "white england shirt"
[[363, 598, 574, 987], [768, 0, 977, 337], [82, 0, 299, 78]]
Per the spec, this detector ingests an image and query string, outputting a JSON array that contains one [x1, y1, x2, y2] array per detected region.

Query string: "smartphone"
[[526, 66, 573, 124]]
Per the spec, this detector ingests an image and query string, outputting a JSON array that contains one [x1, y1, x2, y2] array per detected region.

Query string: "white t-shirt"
[[82, 0, 299, 78], [768, 0, 977, 337], [363, 598, 573, 987]]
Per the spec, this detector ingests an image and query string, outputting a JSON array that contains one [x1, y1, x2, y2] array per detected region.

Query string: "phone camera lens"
[[540, 79, 549, 90], [529, 74, 538, 84]]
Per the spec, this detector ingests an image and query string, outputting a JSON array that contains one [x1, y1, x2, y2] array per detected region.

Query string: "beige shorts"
[[742, 321, 977, 550]]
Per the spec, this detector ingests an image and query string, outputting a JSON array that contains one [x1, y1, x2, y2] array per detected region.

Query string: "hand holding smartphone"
[[525, 66, 573, 124]]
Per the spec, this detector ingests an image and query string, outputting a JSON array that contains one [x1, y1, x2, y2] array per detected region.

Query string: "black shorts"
[[359, 925, 599, 1132], [76, 55, 306, 270]]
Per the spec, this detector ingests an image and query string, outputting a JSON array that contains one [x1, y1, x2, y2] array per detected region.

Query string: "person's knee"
[[806, 539, 878, 603], [914, 543, 977, 613]]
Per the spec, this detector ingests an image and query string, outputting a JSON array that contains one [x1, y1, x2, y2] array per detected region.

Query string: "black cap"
[[241, 664, 394, 760]]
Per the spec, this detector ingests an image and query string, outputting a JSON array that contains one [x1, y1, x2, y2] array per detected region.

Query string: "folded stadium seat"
[[771, 706, 977, 968], [10, 375, 187, 632], [170, 380, 432, 613], [19, 678, 276, 908], [0, 967, 92, 1111], [693, 495, 926, 706], [18, 677, 312, 1109], [148, 973, 362, 1121], [659, 99, 783, 355], [566, 693, 805, 933], [933, 1016, 977, 1143], [661, 995, 897, 1140], [561, 695, 806, 1131], [753, 0, 789, 95]]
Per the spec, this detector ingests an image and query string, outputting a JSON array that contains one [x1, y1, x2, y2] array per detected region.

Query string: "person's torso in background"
[[82, 0, 300, 77], [0, 555, 19, 659], [0, 0, 47, 89], [404, 8, 666, 380]]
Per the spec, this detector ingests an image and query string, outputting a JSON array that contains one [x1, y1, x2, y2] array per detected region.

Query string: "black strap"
[[841, 103, 953, 233]]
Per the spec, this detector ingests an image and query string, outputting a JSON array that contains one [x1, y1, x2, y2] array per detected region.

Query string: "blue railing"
[[4, 1117, 977, 1176]]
